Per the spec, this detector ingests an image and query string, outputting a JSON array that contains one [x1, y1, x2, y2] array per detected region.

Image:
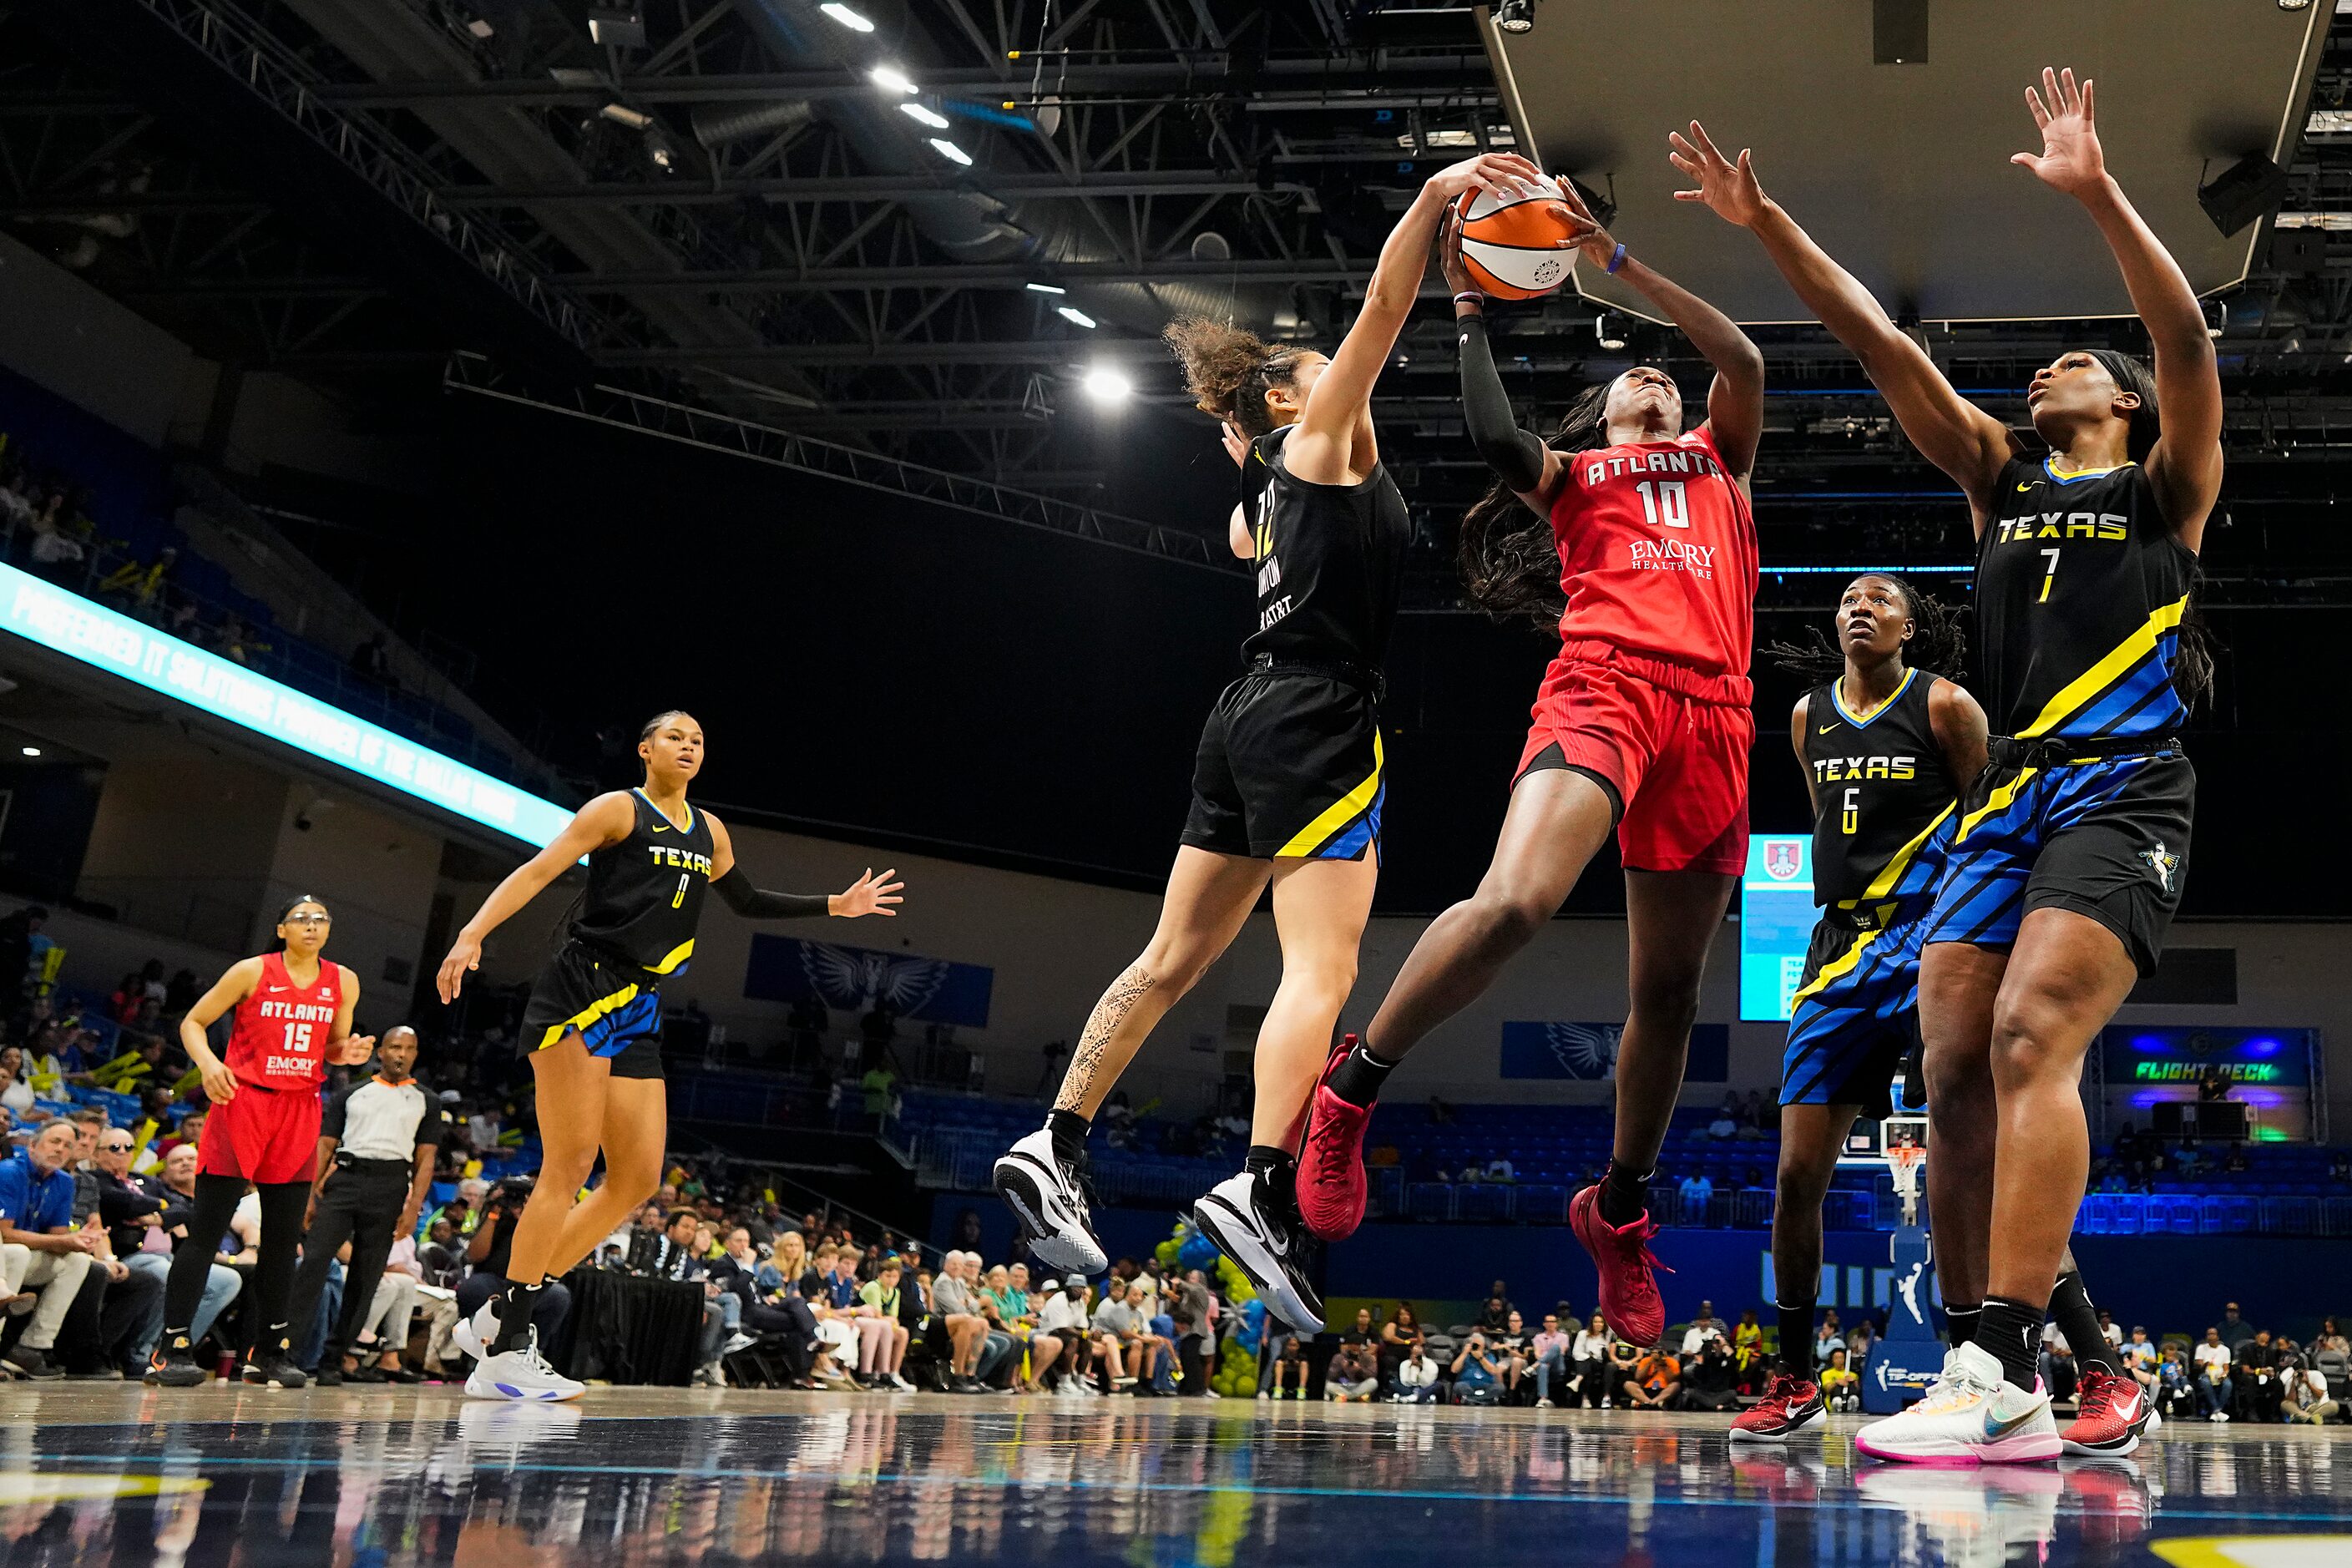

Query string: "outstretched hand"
[[1220, 419, 1250, 469], [1438, 205, 1477, 297], [832, 867, 904, 918], [436, 934, 482, 1005], [331, 1034, 377, 1068], [1669, 122, 1768, 227], [1424, 150, 1545, 205], [2013, 67, 2105, 197]]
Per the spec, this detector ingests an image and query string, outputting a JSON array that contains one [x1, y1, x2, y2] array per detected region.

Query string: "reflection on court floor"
[[0, 1389, 2346, 1567]]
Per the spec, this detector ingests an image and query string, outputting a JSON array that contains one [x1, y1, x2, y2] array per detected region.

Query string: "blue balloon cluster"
[[1177, 1233, 1221, 1272], [1235, 1297, 1267, 1353]]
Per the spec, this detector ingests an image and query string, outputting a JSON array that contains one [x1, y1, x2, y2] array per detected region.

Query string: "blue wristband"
[[1606, 243, 1627, 275]]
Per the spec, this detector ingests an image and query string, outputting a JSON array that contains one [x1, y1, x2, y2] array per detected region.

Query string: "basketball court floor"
[[3, 1387, 2345, 1566]]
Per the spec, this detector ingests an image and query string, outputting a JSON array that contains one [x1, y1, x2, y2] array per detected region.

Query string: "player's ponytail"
[[1163, 318, 1315, 440], [1456, 381, 1612, 628]]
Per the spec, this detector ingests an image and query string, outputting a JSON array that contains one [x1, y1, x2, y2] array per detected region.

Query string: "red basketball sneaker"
[[2061, 1363, 2150, 1457], [1296, 1036, 1373, 1242], [1569, 1184, 1670, 1348], [1731, 1371, 1827, 1443]]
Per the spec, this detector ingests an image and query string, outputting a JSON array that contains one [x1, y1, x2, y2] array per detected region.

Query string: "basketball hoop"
[[1881, 1113, 1930, 1229]]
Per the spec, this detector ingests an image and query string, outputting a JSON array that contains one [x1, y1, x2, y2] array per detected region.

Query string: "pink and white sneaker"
[[1853, 1343, 2060, 1465]]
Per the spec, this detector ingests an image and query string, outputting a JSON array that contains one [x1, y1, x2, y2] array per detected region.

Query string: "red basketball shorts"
[[1515, 645, 1753, 877], [196, 1082, 324, 1186]]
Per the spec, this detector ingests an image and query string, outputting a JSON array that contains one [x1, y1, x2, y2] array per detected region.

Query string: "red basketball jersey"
[[1549, 424, 1758, 691], [223, 951, 339, 1090]]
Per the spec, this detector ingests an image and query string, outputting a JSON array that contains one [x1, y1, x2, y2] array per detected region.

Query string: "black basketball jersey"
[[1237, 422, 1412, 671], [1803, 669, 1957, 909], [569, 788, 715, 975], [1976, 457, 2194, 741]]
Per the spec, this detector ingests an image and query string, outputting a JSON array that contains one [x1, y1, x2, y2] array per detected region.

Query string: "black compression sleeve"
[[1458, 314, 1548, 493], [712, 866, 830, 919]]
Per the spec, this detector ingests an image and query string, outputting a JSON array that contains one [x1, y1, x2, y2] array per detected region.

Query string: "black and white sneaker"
[[994, 1127, 1109, 1275], [1193, 1168, 1324, 1335]]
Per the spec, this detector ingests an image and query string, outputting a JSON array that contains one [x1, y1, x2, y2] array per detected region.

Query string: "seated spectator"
[[1571, 1313, 1613, 1409], [1813, 1310, 1844, 1371], [1450, 1329, 1504, 1405], [1388, 1333, 1441, 1404], [853, 1258, 914, 1390], [1325, 1335, 1378, 1402], [0, 1121, 97, 1378], [1475, 1292, 1511, 1333], [1267, 1333, 1309, 1399], [2195, 1328, 2234, 1420], [2157, 1343, 2196, 1421], [1820, 1347, 1860, 1412], [1732, 1309, 1767, 1393], [1677, 1169, 1713, 1224], [1094, 1280, 1166, 1395], [1679, 1333, 1740, 1412], [2235, 1328, 2283, 1424], [1530, 1311, 1573, 1408], [1379, 1302, 1422, 1381], [1483, 1156, 1515, 1184], [1624, 1342, 1681, 1411], [2122, 1324, 2160, 1402], [930, 1250, 994, 1393], [1494, 1309, 1534, 1399], [1036, 1277, 1094, 1398], [2039, 1324, 2079, 1405]]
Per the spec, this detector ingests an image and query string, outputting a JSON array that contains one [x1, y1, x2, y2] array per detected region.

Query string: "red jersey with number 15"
[[224, 951, 340, 1090], [1550, 424, 1758, 699]]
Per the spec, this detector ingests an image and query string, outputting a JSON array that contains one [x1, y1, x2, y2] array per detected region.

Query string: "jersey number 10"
[[1634, 480, 1689, 530]]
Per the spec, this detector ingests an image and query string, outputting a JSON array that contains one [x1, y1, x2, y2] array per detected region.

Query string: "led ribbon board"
[[1739, 834, 1815, 1021], [0, 562, 573, 849]]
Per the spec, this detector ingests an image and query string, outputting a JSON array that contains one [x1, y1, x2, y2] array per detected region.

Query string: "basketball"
[[1454, 176, 1586, 300]]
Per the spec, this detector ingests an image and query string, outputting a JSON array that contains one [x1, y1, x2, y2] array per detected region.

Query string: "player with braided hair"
[[1733, 574, 1987, 1441]]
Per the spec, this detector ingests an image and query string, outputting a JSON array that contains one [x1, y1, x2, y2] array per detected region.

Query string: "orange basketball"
[[1453, 176, 1584, 301]]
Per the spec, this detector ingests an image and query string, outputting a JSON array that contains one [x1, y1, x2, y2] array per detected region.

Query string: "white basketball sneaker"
[[993, 1126, 1108, 1275], [451, 1295, 503, 1363], [1193, 1167, 1324, 1335], [464, 1328, 585, 1403], [1853, 1343, 2060, 1465]]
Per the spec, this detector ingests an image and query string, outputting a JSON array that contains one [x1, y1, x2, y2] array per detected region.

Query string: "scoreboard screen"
[[1739, 834, 1816, 1021]]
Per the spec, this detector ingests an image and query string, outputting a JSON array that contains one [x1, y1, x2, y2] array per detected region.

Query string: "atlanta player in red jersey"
[[150, 895, 375, 1387], [1301, 181, 1763, 1349]]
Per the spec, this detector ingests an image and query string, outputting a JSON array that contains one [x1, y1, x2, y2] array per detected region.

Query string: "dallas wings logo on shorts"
[[2139, 840, 2180, 894]]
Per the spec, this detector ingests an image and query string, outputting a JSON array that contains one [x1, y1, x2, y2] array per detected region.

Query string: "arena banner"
[[0, 561, 573, 848], [744, 933, 994, 1027], [2098, 1027, 2314, 1089], [1500, 1020, 1729, 1083]]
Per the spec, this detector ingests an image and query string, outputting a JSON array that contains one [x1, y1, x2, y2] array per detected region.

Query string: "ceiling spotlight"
[[901, 103, 950, 129], [1025, 281, 1067, 295], [1495, 0, 1536, 34], [1081, 366, 1132, 402], [1595, 313, 1626, 352], [819, 3, 875, 31], [928, 138, 973, 166], [599, 103, 654, 130], [1057, 305, 1097, 328], [586, 7, 646, 48], [870, 64, 917, 94], [18, 746, 38, 757]]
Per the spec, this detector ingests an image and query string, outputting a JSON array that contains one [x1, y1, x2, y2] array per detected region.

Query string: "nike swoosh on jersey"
[[1818, 722, 1842, 734], [2016, 481, 2034, 492], [649, 824, 670, 833]]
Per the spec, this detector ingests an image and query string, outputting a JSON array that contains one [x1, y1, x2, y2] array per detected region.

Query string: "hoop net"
[[1882, 1114, 1930, 1227]]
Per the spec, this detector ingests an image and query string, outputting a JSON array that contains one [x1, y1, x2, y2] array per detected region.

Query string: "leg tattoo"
[[1055, 964, 1156, 1114]]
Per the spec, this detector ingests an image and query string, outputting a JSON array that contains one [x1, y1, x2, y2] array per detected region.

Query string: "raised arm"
[[2013, 68, 2222, 544], [1672, 122, 2016, 517], [1558, 178, 1765, 478], [436, 792, 635, 1002], [1287, 152, 1546, 486], [1446, 210, 1560, 511]]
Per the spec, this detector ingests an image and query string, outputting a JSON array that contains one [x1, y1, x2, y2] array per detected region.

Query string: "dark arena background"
[[0, 0, 2345, 1564]]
